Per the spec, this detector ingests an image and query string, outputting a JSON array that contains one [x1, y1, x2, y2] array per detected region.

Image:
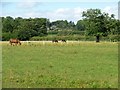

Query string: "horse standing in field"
[[52, 40, 58, 43], [9, 39, 21, 46], [61, 39, 66, 42]]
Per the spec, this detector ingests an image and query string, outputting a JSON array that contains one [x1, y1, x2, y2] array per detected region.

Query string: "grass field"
[[2, 41, 118, 88]]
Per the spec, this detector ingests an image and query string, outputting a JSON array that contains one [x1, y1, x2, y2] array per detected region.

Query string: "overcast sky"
[[1, 0, 119, 23]]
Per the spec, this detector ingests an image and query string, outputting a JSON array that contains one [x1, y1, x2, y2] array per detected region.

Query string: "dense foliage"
[[2, 17, 48, 40], [1, 9, 120, 41]]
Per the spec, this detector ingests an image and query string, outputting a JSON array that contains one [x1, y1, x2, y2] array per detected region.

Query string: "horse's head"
[[19, 42, 21, 45], [18, 41, 21, 45]]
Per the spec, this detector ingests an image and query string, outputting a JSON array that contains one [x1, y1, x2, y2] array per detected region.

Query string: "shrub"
[[30, 35, 119, 42], [108, 35, 119, 42], [2, 33, 18, 41]]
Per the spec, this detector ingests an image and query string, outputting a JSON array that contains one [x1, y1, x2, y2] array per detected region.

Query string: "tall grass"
[[2, 42, 118, 88]]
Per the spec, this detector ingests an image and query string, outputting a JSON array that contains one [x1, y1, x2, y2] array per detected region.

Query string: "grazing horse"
[[52, 40, 58, 43], [9, 39, 21, 45], [61, 39, 66, 42]]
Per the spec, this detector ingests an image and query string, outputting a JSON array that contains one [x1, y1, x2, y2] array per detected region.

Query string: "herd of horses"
[[52, 39, 66, 43], [9, 38, 66, 46]]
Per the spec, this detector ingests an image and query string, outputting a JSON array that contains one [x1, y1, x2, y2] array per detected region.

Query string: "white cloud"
[[44, 7, 86, 23], [17, 7, 84, 23], [103, 6, 111, 12], [102, 6, 118, 18], [2, 5, 118, 23], [18, 0, 39, 8], [37, 6, 117, 23]]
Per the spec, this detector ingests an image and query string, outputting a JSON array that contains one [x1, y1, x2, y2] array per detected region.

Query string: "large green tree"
[[16, 18, 48, 40], [17, 19, 37, 40], [82, 9, 115, 42], [2, 17, 48, 41]]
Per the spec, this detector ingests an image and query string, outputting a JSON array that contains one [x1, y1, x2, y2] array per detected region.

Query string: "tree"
[[33, 18, 47, 36], [17, 19, 37, 40], [50, 20, 68, 30], [2, 17, 48, 40], [76, 20, 85, 31], [68, 21, 75, 30], [16, 18, 47, 40], [13, 17, 23, 30], [2, 16, 14, 33], [82, 9, 114, 42]]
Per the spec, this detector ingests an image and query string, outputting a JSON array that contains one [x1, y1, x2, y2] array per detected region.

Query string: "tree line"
[[1, 9, 120, 42]]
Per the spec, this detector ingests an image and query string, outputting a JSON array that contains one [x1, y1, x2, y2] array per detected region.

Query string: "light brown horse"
[[9, 38, 21, 46]]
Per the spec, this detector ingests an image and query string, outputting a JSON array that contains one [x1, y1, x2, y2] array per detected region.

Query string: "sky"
[[1, 0, 119, 23]]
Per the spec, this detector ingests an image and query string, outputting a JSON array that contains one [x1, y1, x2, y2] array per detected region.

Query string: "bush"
[[47, 30, 85, 36], [29, 35, 119, 42], [108, 35, 119, 42], [2, 33, 18, 41], [30, 35, 86, 41], [47, 30, 59, 35]]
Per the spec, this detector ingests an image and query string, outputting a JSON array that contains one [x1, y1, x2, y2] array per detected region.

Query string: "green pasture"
[[2, 41, 118, 88]]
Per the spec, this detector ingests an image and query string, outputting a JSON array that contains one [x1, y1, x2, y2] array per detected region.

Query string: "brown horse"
[[61, 39, 66, 42], [52, 40, 58, 43], [9, 39, 21, 46]]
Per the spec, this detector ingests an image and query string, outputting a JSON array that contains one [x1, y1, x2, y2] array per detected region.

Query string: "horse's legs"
[[10, 42, 15, 46], [15, 43, 17, 46], [10, 42, 12, 45], [18, 42, 21, 45], [12, 43, 14, 46]]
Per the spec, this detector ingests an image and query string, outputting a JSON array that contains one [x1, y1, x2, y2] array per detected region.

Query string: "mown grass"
[[2, 41, 118, 88]]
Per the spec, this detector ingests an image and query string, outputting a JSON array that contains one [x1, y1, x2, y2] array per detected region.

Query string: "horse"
[[9, 38, 21, 46], [52, 40, 58, 43], [61, 39, 66, 42]]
